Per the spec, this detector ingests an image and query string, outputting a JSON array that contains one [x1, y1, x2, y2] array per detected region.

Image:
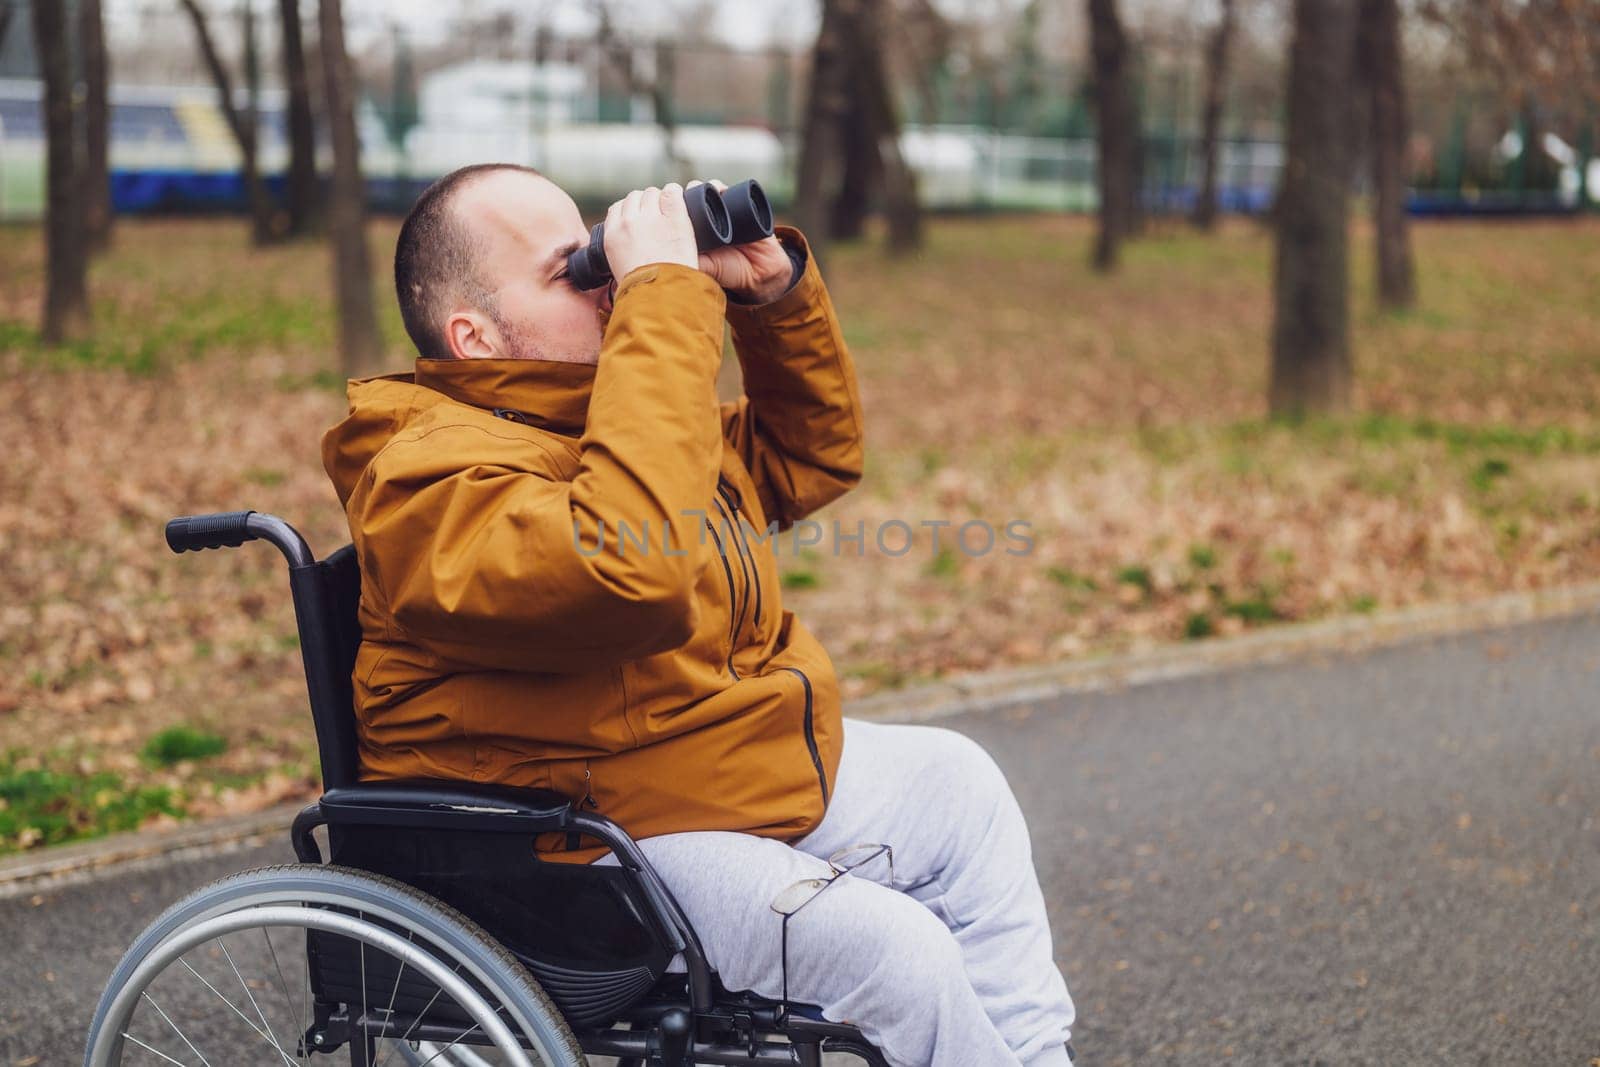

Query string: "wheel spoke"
[[140, 991, 214, 1067], [413, 1023, 482, 1067], [359, 911, 371, 1058], [92, 874, 558, 1067], [383, 962, 464, 1053], [176, 957, 297, 1066], [218, 936, 296, 1066], [118, 1030, 193, 1067], [260, 926, 307, 1057], [369, 930, 416, 1067]]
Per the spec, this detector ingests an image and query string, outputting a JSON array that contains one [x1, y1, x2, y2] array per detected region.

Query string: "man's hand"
[[603, 183, 699, 282], [689, 179, 795, 304]]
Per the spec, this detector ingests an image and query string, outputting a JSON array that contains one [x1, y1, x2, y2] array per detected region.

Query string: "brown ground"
[[2, 213, 1598, 846]]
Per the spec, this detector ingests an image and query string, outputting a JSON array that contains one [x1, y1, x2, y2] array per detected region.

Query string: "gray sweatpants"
[[593, 716, 1076, 1066]]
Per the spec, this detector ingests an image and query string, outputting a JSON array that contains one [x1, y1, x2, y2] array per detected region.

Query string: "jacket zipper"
[[717, 474, 763, 629], [781, 666, 829, 806], [704, 516, 741, 680], [712, 494, 752, 644]]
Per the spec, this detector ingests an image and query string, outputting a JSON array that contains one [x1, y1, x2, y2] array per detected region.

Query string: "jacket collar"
[[413, 356, 597, 436]]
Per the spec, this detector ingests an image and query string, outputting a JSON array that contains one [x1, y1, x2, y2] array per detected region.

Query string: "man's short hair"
[[394, 163, 543, 360]]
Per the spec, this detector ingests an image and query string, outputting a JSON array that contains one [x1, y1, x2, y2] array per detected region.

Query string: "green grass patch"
[[141, 726, 227, 767], [925, 548, 960, 579], [275, 368, 348, 393], [1187, 543, 1217, 570], [243, 467, 287, 488], [1184, 612, 1215, 640], [1046, 566, 1098, 592], [1224, 595, 1280, 623], [1221, 414, 1600, 458], [1115, 564, 1153, 593], [1470, 457, 1513, 492], [781, 569, 820, 591], [0, 758, 181, 852]]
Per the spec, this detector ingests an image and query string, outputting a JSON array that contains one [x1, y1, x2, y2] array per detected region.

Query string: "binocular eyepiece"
[[566, 179, 774, 292]]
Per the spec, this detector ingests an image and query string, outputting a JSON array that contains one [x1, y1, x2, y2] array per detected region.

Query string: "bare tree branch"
[[177, 0, 278, 243]]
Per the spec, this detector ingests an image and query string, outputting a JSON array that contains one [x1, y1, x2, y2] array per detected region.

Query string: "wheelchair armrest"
[[318, 780, 575, 834]]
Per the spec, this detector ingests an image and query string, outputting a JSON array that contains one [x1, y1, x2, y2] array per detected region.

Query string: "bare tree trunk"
[[1270, 0, 1358, 417], [830, 100, 878, 240], [1192, 0, 1235, 229], [241, 0, 273, 235], [794, 0, 850, 265], [1088, 0, 1136, 271], [178, 0, 277, 244], [1358, 0, 1415, 309], [839, 0, 921, 253], [32, 0, 91, 344], [318, 0, 384, 377], [80, 0, 113, 251], [278, 0, 319, 235], [797, 0, 920, 253]]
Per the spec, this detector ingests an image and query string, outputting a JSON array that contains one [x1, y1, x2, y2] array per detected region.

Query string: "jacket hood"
[[320, 358, 599, 506]]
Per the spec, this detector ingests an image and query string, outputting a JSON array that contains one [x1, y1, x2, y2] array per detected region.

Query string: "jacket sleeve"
[[720, 226, 865, 532], [352, 264, 726, 674]]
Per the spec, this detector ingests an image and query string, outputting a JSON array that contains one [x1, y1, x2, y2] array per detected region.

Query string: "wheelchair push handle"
[[567, 177, 775, 291], [165, 511, 256, 553], [165, 510, 315, 568]]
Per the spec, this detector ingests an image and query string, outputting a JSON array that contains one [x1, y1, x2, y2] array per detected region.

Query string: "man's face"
[[448, 170, 611, 364]]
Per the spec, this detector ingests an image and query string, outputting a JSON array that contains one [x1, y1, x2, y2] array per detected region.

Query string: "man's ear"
[[445, 310, 500, 360]]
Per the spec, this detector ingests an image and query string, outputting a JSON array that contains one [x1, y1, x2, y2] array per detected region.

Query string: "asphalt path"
[[3, 613, 1597, 1065]]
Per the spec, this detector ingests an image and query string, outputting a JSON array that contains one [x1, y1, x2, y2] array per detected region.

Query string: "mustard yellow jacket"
[[322, 228, 863, 864]]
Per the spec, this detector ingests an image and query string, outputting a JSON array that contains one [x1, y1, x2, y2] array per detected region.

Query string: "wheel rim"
[[88, 905, 538, 1067]]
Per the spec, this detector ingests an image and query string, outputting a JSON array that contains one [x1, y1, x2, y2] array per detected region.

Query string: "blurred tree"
[[1088, 0, 1137, 270], [1192, 0, 1236, 229], [1271, 0, 1358, 417], [384, 24, 419, 171], [178, 0, 278, 244], [897, 0, 951, 128], [1419, 1, 1600, 107], [796, 0, 922, 258], [595, 5, 689, 182], [1356, 0, 1415, 309], [1420, 0, 1598, 203], [1004, 0, 1045, 133], [795, 0, 847, 263], [277, 0, 319, 236], [318, 0, 383, 376], [242, 0, 265, 215], [32, 0, 91, 343], [80, 0, 112, 250], [849, 0, 921, 252]]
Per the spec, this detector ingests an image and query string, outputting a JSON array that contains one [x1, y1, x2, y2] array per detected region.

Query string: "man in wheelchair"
[[318, 165, 1076, 1066]]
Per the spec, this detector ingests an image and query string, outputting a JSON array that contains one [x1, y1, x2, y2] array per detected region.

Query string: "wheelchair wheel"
[[84, 864, 585, 1066]]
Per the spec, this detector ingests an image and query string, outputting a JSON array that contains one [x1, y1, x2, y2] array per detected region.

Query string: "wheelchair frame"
[[146, 509, 889, 1067]]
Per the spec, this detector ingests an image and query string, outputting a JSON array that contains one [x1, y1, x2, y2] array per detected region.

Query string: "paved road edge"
[[6, 579, 1598, 895]]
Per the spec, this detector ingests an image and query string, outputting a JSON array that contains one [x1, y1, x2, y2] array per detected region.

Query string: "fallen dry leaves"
[[1, 213, 1598, 842]]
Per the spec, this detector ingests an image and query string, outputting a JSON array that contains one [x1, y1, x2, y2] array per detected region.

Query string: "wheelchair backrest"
[[287, 544, 364, 790]]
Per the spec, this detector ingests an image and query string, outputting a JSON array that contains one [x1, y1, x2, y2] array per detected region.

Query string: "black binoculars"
[[566, 179, 774, 291]]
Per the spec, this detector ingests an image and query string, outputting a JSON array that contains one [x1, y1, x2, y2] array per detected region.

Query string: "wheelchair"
[[84, 511, 890, 1067]]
